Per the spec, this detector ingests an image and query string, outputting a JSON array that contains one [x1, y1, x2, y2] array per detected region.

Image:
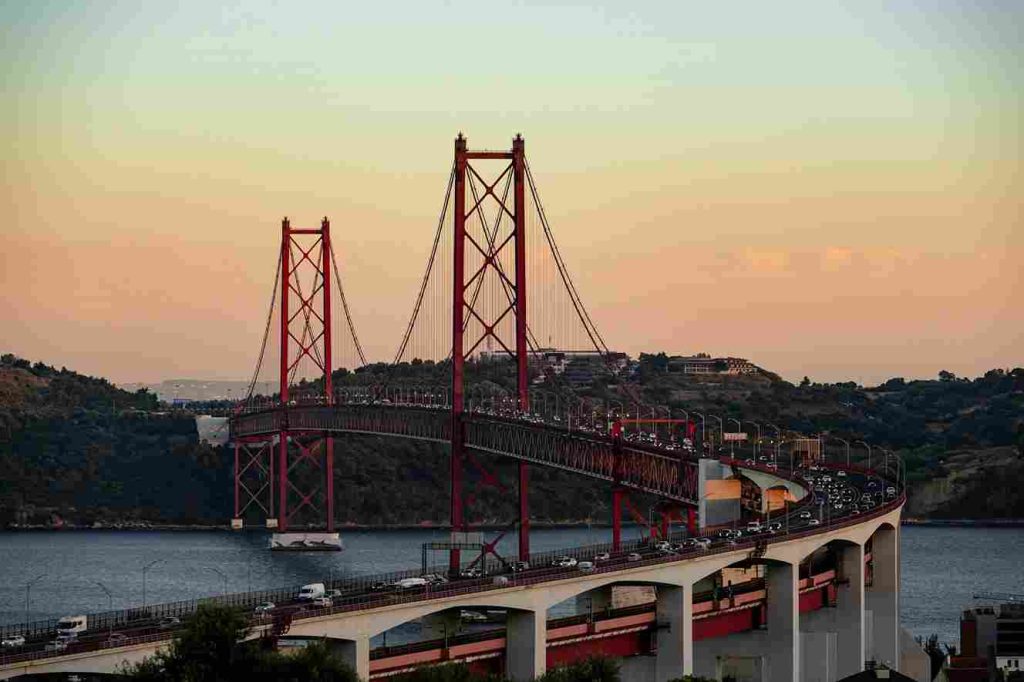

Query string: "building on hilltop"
[[668, 353, 759, 375]]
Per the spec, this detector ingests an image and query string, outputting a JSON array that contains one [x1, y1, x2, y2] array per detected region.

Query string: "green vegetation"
[[123, 603, 359, 682], [1, 352, 1022, 527]]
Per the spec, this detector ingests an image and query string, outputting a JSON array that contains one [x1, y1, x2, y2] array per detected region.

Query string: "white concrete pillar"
[[576, 585, 613, 616], [766, 562, 800, 682], [867, 526, 899, 669], [336, 637, 370, 680], [506, 609, 545, 681], [655, 584, 693, 681], [836, 543, 865, 677]]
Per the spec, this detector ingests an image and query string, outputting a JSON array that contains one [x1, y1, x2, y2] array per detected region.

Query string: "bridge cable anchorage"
[[392, 163, 455, 365], [328, 238, 368, 367], [525, 160, 609, 356], [243, 247, 283, 408]]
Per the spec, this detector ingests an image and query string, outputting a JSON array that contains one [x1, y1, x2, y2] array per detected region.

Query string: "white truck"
[[297, 583, 325, 601], [56, 615, 88, 639]]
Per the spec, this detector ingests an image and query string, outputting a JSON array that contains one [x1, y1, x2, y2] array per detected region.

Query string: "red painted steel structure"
[[275, 217, 335, 532], [450, 135, 531, 568]]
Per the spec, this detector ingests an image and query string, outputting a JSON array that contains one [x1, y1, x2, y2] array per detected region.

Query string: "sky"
[[1, 0, 1021, 385]]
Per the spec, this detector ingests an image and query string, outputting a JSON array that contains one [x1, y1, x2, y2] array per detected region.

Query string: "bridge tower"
[[272, 216, 339, 549], [450, 134, 531, 569]]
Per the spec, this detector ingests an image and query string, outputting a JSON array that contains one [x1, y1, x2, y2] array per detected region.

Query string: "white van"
[[395, 577, 428, 590], [297, 583, 326, 601], [56, 615, 88, 638]]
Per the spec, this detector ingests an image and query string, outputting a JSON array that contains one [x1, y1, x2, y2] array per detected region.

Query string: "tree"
[[915, 633, 948, 681], [123, 603, 358, 682], [938, 370, 956, 382], [536, 657, 620, 682], [800, 376, 811, 388]]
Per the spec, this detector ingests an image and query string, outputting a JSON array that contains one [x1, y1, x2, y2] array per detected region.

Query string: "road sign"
[[723, 432, 748, 442]]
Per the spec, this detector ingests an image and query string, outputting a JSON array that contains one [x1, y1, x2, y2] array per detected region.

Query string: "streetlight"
[[727, 418, 741, 456], [93, 581, 113, 637], [830, 437, 851, 467], [692, 412, 706, 452], [207, 567, 229, 596], [765, 422, 783, 465], [25, 574, 47, 626], [855, 440, 873, 470], [142, 559, 165, 609], [749, 421, 762, 458], [708, 415, 724, 452]]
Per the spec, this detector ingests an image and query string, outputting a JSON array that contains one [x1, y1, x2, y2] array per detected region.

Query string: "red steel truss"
[[451, 135, 531, 567], [228, 217, 338, 533]]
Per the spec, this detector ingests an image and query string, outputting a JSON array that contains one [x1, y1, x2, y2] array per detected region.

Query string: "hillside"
[[1, 353, 1021, 528]]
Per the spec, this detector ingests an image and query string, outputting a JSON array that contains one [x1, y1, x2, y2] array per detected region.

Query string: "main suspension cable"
[[244, 248, 283, 406], [329, 239, 368, 367]]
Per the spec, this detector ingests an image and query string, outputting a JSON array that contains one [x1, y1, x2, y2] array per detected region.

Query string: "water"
[[0, 526, 1020, 647]]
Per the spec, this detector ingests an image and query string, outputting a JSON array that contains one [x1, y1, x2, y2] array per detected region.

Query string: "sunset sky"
[[2, 1, 1021, 385]]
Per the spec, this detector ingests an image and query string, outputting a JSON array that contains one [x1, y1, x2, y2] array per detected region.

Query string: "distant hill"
[[1, 352, 1021, 528]]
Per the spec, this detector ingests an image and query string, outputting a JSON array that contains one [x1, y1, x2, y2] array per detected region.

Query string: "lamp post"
[[832, 437, 851, 467], [25, 574, 47, 626], [708, 415, 724, 453], [93, 581, 113, 637], [855, 440, 873, 470], [727, 418, 741, 456], [766, 423, 783, 465], [142, 559, 165, 610], [692, 412, 706, 453], [207, 567, 229, 596], [749, 421, 762, 458]]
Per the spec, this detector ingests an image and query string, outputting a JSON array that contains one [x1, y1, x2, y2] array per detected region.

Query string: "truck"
[[56, 615, 88, 639], [297, 583, 325, 601]]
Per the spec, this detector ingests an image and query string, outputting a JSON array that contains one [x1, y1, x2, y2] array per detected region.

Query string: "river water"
[[0, 525, 1020, 648]]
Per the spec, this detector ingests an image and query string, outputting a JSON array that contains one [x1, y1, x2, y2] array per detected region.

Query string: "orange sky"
[[1, 2, 1021, 384]]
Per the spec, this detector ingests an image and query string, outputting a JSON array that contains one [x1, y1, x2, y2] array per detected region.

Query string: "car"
[[326, 589, 343, 599], [507, 561, 530, 573], [745, 522, 763, 533], [553, 556, 577, 568], [577, 561, 595, 572], [886, 486, 896, 496], [867, 481, 878, 490], [717, 529, 733, 538], [626, 553, 642, 562], [104, 633, 128, 646], [492, 575, 510, 586], [395, 577, 429, 590], [768, 522, 782, 533], [693, 538, 712, 550], [422, 574, 448, 585], [158, 617, 180, 629], [370, 581, 390, 592], [459, 568, 483, 578], [45, 640, 68, 652], [1, 635, 25, 649], [593, 553, 610, 562], [460, 610, 488, 623], [654, 541, 671, 552], [311, 596, 333, 608], [253, 602, 275, 615], [807, 518, 821, 526], [837, 470, 847, 477]]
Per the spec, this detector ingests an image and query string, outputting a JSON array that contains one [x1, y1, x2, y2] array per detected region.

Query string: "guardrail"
[[1, 449, 902, 668]]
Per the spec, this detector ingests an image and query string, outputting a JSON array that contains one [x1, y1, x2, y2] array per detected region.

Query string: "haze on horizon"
[[2, 1, 1021, 386]]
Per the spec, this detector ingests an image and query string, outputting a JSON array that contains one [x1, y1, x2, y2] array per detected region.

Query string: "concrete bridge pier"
[[655, 584, 694, 681], [835, 544, 865, 677], [866, 526, 899, 668], [766, 562, 800, 682], [506, 609, 546, 681], [328, 637, 369, 680]]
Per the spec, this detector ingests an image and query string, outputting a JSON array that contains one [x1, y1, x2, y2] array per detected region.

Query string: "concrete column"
[[576, 585, 612, 617], [867, 526, 899, 669], [335, 637, 370, 680], [766, 563, 800, 682], [506, 609, 545, 681], [655, 584, 694, 681], [836, 543, 865, 677]]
